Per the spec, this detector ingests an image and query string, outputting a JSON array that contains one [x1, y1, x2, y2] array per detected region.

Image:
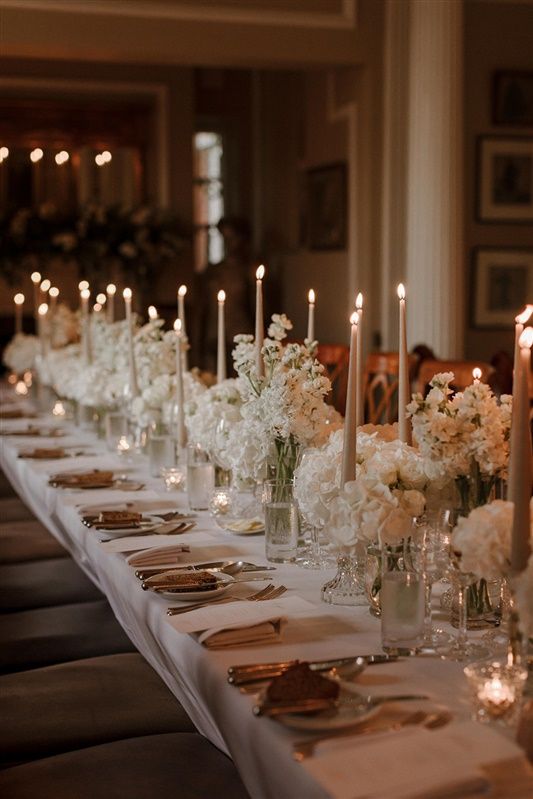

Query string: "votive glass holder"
[[161, 466, 186, 492], [464, 660, 528, 726]]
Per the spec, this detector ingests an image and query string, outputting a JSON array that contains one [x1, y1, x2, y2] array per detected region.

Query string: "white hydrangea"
[[2, 333, 40, 374], [185, 378, 243, 456]]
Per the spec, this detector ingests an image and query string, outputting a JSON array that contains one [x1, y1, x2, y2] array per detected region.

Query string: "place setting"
[[48, 468, 145, 491]]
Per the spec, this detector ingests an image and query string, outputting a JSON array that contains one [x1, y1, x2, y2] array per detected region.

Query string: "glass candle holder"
[[464, 660, 528, 726], [209, 488, 233, 518], [161, 466, 186, 492], [116, 434, 135, 462]]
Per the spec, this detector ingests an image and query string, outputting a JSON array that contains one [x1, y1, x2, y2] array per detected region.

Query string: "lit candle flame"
[[350, 311, 359, 325], [178, 285, 187, 297], [519, 327, 533, 349], [356, 292, 363, 311], [31, 272, 41, 284], [174, 318, 182, 333], [14, 293, 24, 305], [308, 288, 315, 304], [78, 280, 89, 291], [49, 287, 59, 298], [256, 265, 265, 281], [472, 367, 482, 382], [40, 279, 51, 292], [397, 283, 406, 300], [123, 288, 132, 300], [80, 289, 90, 301], [93, 303, 102, 312], [217, 290, 226, 303], [516, 306, 533, 325], [38, 303, 48, 316], [96, 293, 106, 304], [148, 305, 158, 320], [106, 283, 116, 296]]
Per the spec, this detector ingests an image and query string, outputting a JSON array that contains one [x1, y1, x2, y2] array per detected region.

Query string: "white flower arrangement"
[[294, 425, 429, 550], [2, 333, 40, 375], [185, 378, 243, 458], [227, 314, 342, 482], [407, 373, 512, 486]]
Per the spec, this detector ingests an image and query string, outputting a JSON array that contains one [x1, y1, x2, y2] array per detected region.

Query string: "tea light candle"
[[15, 381, 28, 396], [478, 678, 515, 718], [162, 466, 185, 492], [464, 661, 528, 726], [52, 400, 66, 418], [117, 435, 132, 456], [210, 489, 231, 514]]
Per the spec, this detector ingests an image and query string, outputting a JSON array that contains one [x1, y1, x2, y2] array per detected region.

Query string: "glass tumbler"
[[148, 434, 176, 477], [263, 479, 299, 563], [187, 444, 215, 510], [105, 411, 128, 451]]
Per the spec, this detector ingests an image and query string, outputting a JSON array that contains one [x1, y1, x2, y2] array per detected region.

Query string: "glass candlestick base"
[[321, 554, 366, 606]]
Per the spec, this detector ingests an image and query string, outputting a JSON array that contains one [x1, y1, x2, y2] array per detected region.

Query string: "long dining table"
[[1, 400, 532, 799]]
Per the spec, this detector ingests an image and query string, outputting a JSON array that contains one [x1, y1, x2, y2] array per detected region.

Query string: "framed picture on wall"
[[493, 71, 533, 126], [477, 137, 533, 223], [472, 247, 533, 328], [306, 162, 347, 250]]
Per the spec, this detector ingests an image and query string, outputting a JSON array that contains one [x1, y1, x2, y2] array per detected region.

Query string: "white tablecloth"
[[0, 411, 528, 799]]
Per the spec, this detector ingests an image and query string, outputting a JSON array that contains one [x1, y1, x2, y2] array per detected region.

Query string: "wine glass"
[[294, 450, 335, 570]]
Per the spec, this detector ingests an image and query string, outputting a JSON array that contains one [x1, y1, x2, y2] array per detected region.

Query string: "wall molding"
[[0, 76, 170, 208], [0, 0, 358, 29]]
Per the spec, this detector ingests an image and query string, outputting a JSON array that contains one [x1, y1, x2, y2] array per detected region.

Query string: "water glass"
[[105, 412, 128, 451], [263, 479, 299, 563], [187, 444, 215, 511], [381, 571, 425, 654], [148, 434, 176, 477]]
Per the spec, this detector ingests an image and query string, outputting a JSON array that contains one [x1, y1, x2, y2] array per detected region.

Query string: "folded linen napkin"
[[198, 617, 286, 649], [303, 720, 523, 799], [166, 596, 315, 635], [126, 545, 187, 567]]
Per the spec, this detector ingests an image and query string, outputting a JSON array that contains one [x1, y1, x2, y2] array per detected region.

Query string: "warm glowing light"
[[23, 371, 32, 386], [256, 265, 265, 281], [123, 287, 132, 300], [350, 311, 359, 326], [95, 154, 105, 167], [93, 303, 102, 312], [519, 327, 533, 349], [8, 373, 17, 385], [31, 272, 41, 285], [356, 292, 363, 311], [106, 283, 116, 296], [40, 279, 51, 292], [174, 318, 182, 333], [96, 293, 106, 304], [516, 306, 533, 325], [0, 146, 9, 159], [217, 290, 226, 303], [472, 367, 482, 381], [49, 287, 59, 298], [55, 150, 69, 165], [308, 289, 315, 304], [14, 293, 24, 305], [30, 148, 43, 163], [397, 283, 406, 300], [80, 289, 90, 301], [78, 280, 89, 291], [15, 381, 28, 396], [178, 285, 187, 297], [102, 150, 112, 163], [148, 305, 158, 320], [38, 303, 48, 316]]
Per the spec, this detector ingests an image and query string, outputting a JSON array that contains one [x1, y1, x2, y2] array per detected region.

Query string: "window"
[[193, 131, 224, 271]]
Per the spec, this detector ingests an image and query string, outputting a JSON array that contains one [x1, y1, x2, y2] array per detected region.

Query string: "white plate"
[[96, 514, 161, 536], [157, 571, 235, 601], [222, 519, 265, 535]]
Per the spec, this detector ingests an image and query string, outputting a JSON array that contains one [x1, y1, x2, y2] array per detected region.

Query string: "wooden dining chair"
[[415, 359, 493, 396], [363, 352, 417, 425], [316, 344, 350, 416]]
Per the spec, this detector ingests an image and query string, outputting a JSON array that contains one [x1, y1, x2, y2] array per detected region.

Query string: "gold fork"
[[166, 584, 287, 615]]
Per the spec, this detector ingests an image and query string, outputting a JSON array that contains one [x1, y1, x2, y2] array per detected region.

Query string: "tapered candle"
[[397, 283, 411, 444], [148, 305, 158, 321], [217, 290, 226, 384], [106, 284, 116, 323], [78, 280, 89, 292], [255, 265, 265, 376], [173, 318, 187, 449], [80, 288, 92, 365], [341, 312, 358, 486], [14, 293, 24, 335], [307, 289, 315, 342], [178, 285, 189, 371], [31, 272, 41, 323], [514, 306, 533, 380], [472, 367, 482, 385], [49, 286, 59, 313], [40, 279, 51, 300], [37, 302, 48, 358], [123, 288, 139, 398], [509, 327, 533, 572], [356, 292, 364, 427]]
